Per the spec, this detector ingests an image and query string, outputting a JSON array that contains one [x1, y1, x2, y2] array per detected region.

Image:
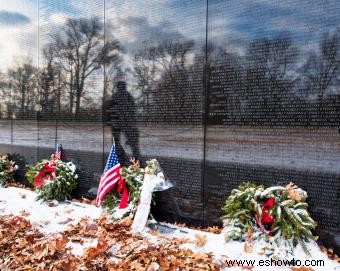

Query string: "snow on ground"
[[0, 186, 339, 271], [0, 186, 102, 234]]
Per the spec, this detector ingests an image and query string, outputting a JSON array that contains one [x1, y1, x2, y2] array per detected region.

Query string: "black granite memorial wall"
[[0, 1, 339, 246]]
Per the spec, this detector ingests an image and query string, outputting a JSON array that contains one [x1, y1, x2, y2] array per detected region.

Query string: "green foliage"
[[102, 160, 144, 214], [0, 155, 17, 185], [222, 182, 264, 240], [102, 190, 120, 214], [26, 158, 77, 201], [222, 181, 317, 252]]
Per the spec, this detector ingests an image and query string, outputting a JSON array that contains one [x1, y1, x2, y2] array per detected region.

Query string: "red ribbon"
[[255, 197, 275, 235], [116, 177, 129, 209], [34, 161, 57, 187]]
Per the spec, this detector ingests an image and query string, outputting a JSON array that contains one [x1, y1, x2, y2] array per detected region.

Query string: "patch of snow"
[[67, 238, 98, 256], [0, 186, 102, 233], [0, 186, 339, 270], [143, 223, 339, 271]]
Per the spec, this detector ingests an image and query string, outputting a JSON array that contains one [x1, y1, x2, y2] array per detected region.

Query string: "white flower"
[[66, 162, 76, 172], [74, 174, 78, 179]]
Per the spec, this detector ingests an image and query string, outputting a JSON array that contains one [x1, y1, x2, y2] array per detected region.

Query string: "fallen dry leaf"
[[257, 246, 265, 255], [60, 259, 77, 271], [205, 226, 222, 234], [246, 228, 254, 241], [244, 241, 253, 253], [51, 235, 68, 252], [19, 210, 30, 217], [86, 223, 98, 232], [41, 220, 50, 225], [84, 239, 109, 261], [0, 214, 222, 271], [146, 262, 160, 271], [194, 233, 207, 247], [191, 225, 222, 234]]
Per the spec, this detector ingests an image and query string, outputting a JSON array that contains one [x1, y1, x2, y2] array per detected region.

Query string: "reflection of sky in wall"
[[209, 0, 340, 48], [0, 0, 340, 71], [105, 0, 206, 52], [0, 0, 38, 71]]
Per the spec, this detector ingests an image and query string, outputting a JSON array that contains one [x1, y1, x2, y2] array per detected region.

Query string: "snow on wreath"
[[0, 154, 18, 185], [222, 182, 317, 254], [25, 145, 77, 201]]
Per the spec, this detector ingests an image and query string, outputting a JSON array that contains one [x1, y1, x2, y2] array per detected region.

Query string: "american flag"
[[96, 145, 122, 206], [55, 144, 62, 160]]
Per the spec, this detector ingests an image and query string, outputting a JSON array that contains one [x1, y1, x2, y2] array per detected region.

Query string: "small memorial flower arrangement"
[[131, 159, 172, 232], [222, 182, 316, 254], [102, 158, 172, 224], [102, 158, 144, 218], [26, 146, 77, 201], [0, 154, 18, 185]]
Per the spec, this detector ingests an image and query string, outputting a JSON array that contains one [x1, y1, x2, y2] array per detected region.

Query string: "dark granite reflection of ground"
[[0, 120, 339, 173]]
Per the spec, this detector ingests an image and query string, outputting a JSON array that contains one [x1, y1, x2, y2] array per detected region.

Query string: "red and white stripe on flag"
[[96, 163, 121, 206], [55, 145, 62, 160]]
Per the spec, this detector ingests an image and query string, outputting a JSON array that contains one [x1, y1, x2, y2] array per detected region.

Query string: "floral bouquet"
[[102, 158, 144, 219], [0, 154, 18, 185], [102, 158, 172, 224], [131, 159, 172, 232], [26, 152, 77, 201]]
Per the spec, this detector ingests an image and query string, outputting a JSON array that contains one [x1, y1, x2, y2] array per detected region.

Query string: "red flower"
[[255, 197, 276, 234], [264, 197, 275, 208], [262, 208, 274, 223]]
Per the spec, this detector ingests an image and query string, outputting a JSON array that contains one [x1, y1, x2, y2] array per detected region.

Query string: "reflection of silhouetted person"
[[110, 81, 140, 164]]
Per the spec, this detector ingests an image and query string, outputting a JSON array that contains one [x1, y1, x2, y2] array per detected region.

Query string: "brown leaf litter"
[[0, 214, 222, 270]]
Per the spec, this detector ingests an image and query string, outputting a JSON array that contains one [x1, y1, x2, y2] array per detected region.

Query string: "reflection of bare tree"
[[7, 61, 38, 118], [50, 17, 121, 115], [39, 45, 60, 115], [0, 22, 340, 127], [0, 72, 10, 118], [245, 35, 298, 123], [204, 43, 245, 124], [301, 30, 340, 120], [134, 41, 158, 112], [134, 40, 202, 122]]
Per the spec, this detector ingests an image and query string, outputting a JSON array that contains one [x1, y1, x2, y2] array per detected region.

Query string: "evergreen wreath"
[[0, 154, 18, 185], [26, 155, 77, 201], [222, 182, 317, 253], [102, 158, 144, 216]]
